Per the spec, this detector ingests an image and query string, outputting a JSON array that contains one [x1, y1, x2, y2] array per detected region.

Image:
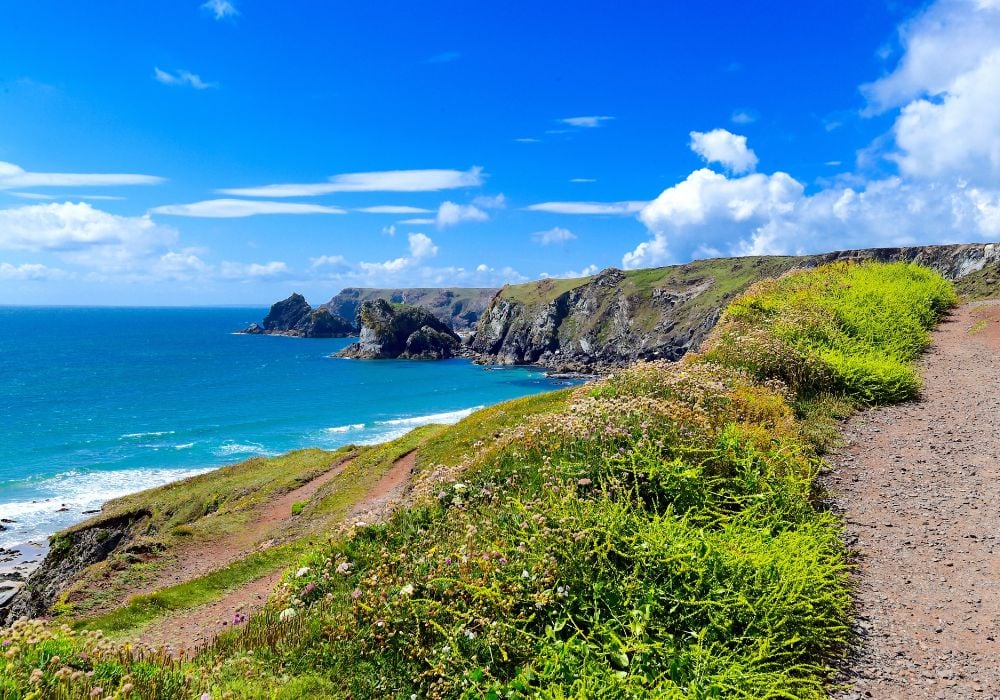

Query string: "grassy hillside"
[[0, 262, 956, 699]]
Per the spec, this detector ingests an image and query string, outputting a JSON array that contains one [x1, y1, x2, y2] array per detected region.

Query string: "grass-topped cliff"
[[0, 261, 958, 699], [469, 243, 995, 369]]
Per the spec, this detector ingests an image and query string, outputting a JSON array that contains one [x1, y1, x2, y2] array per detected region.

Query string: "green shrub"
[[291, 501, 306, 516]]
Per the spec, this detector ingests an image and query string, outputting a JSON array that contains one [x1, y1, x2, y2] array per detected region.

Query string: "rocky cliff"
[[323, 287, 497, 332], [240, 293, 355, 338], [336, 299, 461, 360], [467, 243, 999, 370]]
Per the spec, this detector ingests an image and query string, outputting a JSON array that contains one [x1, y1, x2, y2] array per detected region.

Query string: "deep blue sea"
[[0, 307, 568, 549]]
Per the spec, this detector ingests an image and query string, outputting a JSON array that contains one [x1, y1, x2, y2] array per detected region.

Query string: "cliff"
[[467, 243, 999, 370], [322, 287, 497, 332], [336, 299, 461, 359], [240, 293, 355, 338]]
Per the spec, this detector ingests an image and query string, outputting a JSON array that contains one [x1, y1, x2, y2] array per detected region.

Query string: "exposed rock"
[[323, 287, 496, 332], [469, 243, 1000, 370], [1, 509, 151, 624], [336, 300, 460, 360], [240, 293, 354, 338], [400, 325, 460, 360]]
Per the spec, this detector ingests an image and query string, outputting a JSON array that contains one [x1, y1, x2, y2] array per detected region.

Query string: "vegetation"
[[1, 262, 956, 699], [953, 258, 999, 300]]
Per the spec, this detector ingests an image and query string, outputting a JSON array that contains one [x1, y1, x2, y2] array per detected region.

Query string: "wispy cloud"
[[219, 167, 484, 198], [398, 218, 435, 225], [0, 161, 164, 189], [514, 137, 541, 143], [219, 260, 290, 281], [532, 226, 576, 245], [309, 255, 348, 269], [559, 115, 614, 128], [427, 51, 461, 64], [731, 109, 758, 124], [201, 0, 239, 20], [355, 205, 433, 214], [8, 192, 125, 201], [0, 262, 68, 281], [150, 199, 346, 218], [153, 67, 215, 90], [569, 178, 596, 184], [525, 201, 646, 215]]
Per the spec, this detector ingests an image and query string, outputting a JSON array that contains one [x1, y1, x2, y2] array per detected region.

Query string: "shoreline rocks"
[[336, 300, 460, 360]]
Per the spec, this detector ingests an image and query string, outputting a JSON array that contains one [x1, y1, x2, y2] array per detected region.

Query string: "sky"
[[1, 0, 999, 305]]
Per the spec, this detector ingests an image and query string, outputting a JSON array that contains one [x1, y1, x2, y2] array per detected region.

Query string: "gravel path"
[[825, 301, 1000, 699]]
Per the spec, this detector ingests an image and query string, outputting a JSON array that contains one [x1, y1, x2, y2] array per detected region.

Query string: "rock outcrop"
[[240, 293, 354, 338], [468, 243, 1000, 370], [1, 509, 151, 625], [336, 300, 460, 360], [323, 287, 496, 332]]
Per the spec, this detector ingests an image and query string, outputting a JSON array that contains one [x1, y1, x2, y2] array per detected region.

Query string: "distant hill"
[[321, 287, 498, 331]]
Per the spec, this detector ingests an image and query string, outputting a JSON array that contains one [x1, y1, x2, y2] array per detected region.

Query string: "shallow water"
[[0, 307, 569, 547]]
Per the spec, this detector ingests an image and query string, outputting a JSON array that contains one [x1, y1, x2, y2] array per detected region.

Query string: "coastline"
[[0, 542, 47, 606]]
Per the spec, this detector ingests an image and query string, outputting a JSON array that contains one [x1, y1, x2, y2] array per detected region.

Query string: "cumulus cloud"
[[526, 201, 646, 215], [0, 161, 163, 189], [532, 227, 576, 245], [472, 193, 506, 209], [153, 67, 215, 90], [149, 199, 346, 218], [407, 232, 438, 259], [624, 165, 1000, 269], [689, 129, 758, 174], [559, 116, 614, 128], [219, 167, 484, 198], [863, 0, 1000, 183], [0, 262, 67, 280], [202, 0, 238, 19], [436, 201, 489, 228]]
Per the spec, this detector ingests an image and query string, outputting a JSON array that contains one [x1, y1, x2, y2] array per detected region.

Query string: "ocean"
[[0, 307, 570, 550]]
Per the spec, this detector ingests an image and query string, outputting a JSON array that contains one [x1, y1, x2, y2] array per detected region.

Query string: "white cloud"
[[532, 226, 576, 245], [540, 264, 599, 279], [0, 161, 163, 189], [0, 262, 67, 281], [730, 110, 758, 124], [408, 232, 438, 259], [149, 199, 346, 218], [625, 164, 1000, 269], [689, 129, 758, 174], [219, 261, 290, 280], [154, 67, 215, 90], [569, 178, 596, 183], [559, 116, 614, 128], [526, 201, 647, 215], [355, 205, 433, 214], [863, 0, 1000, 184], [436, 201, 489, 228], [219, 167, 484, 198], [309, 255, 348, 269], [398, 217, 435, 225], [472, 193, 506, 209], [514, 137, 541, 143], [202, 0, 238, 19]]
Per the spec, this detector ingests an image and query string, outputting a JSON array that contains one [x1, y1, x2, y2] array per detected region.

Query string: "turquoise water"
[[0, 307, 569, 548]]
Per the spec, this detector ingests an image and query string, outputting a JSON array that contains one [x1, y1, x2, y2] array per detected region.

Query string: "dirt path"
[[135, 450, 419, 653], [825, 301, 1000, 699]]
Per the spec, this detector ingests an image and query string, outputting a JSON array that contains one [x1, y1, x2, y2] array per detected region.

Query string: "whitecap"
[[323, 423, 365, 434], [212, 441, 272, 458], [374, 406, 484, 427], [120, 430, 176, 440], [174, 442, 196, 450]]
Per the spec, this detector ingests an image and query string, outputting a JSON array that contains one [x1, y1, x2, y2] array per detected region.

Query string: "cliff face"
[[243, 293, 355, 338], [336, 300, 461, 360], [323, 287, 497, 332], [468, 243, 999, 370]]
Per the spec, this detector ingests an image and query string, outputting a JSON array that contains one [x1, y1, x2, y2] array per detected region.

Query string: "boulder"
[[400, 325, 460, 360]]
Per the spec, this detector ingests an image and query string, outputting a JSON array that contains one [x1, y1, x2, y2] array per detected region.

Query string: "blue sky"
[[1, 0, 999, 305]]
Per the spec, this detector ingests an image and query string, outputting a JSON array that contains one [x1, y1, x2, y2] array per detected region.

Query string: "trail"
[[826, 301, 1000, 699], [134, 450, 419, 653]]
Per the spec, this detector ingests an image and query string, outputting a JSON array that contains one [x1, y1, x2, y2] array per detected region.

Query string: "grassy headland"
[[0, 262, 956, 699]]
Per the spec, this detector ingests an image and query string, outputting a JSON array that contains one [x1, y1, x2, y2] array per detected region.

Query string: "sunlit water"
[[0, 307, 571, 547]]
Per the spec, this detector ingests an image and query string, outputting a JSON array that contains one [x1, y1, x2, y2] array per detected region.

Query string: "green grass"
[[0, 261, 956, 700], [501, 276, 595, 305]]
